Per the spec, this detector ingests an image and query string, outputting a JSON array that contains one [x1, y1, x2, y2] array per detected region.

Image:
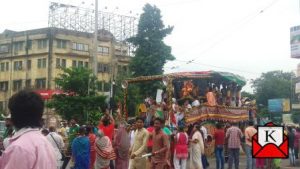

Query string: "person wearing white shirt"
[[46, 126, 65, 169], [200, 125, 208, 141]]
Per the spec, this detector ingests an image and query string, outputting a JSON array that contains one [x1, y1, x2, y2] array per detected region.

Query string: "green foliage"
[[128, 4, 175, 96], [114, 73, 143, 117], [87, 111, 103, 126], [47, 67, 107, 124], [251, 70, 295, 106], [55, 67, 97, 96], [241, 91, 256, 100], [0, 110, 4, 121]]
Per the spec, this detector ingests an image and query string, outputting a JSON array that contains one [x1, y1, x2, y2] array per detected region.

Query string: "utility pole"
[[93, 0, 98, 76]]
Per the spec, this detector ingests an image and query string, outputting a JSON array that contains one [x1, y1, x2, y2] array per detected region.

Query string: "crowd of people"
[[1, 89, 300, 169]]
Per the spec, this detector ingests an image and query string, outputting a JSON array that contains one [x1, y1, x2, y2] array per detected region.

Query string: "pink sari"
[[114, 125, 130, 169]]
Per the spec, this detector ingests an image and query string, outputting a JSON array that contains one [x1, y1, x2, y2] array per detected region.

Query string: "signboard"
[[156, 89, 163, 103], [291, 25, 300, 58], [268, 99, 290, 113], [282, 114, 294, 125], [35, 89, 63, 100], [296, 82, 300, 94], [292, 103, 300, 109]]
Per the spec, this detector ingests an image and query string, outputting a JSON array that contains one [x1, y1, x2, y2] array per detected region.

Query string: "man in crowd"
[[130, 117, 149, 169], [62, 118, 79, 169], [0, 90, 56, 169], [244, 121, 257, 169], [226, 122, 243, 169], [1, 114, 13, 140], [151, 118, 169, 169], [1, 114, 14, 150], [47, 126, 65, 169], [214, 123, 225, 169]]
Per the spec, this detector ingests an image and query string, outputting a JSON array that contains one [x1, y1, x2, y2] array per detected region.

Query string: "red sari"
[[89, 133, 97, 169]]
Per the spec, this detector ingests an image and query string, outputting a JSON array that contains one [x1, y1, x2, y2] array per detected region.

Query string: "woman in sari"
[[95, 129, 116, 169], [114, 122, 131, 169], [189, 124, 205, 169], [87, 125, 97, 169], [72, 126, 90, 169]]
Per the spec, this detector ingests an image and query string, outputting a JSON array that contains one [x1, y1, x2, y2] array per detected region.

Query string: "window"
[[13, 42, 24, 51], [103, 64, 109, 73], [78, 61, 83, 68], [97, 63, 110, 73], [97, 81, 103, 91], [97, 63, 102, 73], [0, 81, 8, 91], [104, 82, 110, 92], [56, 58, 66, 68], [26, 40, 32, 50], [72, 43, 76, 50], [97, 46, 109, 55], [57, 39, 67, 49], [0, 101, 4, 111], [72, 42, 88, 51], [0, 44, 9, 53], [36, 78, 46, 89], [5, 62, 9, 71], [61, 59, 66, 68], [25, 79, 31, 88], [37, 58, 46, 68], [13, 61, 22, 71], [56, 58, 61, 68], [84, 62, 88, 68], [77, 44, 84, 51], [27, 60, 31, 70], [72, 60, 77, 67], [13, 80, 22, 91], [0, 62, 10, 72], [38, 39, 47, 49], [123, 66, 128, 72], [0, 63, 5, 71]]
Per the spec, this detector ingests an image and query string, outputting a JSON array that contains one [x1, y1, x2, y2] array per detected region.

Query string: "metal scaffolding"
[[48, 2, 138, 43]]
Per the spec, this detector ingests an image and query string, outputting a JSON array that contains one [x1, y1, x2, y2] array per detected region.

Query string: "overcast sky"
[[0, 0, 299, 92]]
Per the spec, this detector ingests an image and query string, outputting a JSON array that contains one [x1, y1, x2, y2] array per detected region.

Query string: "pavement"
[[207, 155, 300, 169]]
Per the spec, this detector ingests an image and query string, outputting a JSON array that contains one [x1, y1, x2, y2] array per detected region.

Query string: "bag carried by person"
[[49, 134, 66, 161]]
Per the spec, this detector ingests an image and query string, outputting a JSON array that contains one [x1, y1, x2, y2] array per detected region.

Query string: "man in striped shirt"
[[226, 122, 243, 169]]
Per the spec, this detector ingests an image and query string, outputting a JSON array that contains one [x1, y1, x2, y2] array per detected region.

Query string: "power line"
[[167, 59, 261, 75], [184, 0, 280, 63], [166, 0, 281, 74]]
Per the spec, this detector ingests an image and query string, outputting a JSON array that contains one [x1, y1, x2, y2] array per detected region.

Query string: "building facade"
[[0, 27, 131, 112]]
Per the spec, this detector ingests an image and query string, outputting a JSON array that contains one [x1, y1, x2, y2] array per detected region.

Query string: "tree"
[[114, 72, 143, 117], [128, 3, 175, 96], [241, 91, 255, 100], [47, 67, 106, 124], [251, 70, 295, 106]]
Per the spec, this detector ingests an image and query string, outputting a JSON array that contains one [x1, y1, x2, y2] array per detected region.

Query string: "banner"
[[282, 114, 293, 125], [296, 82, 300, 94], [268, 99, 290, 113], [156, 89, 163, 103], [291, 25, 300, 58], [185, 106, 250, 124]]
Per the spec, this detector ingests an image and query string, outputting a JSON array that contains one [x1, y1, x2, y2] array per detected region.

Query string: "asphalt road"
[[207, 155, 300, 169]]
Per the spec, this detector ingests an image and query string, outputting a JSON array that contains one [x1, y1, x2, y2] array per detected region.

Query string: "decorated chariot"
[[121, 71, 255, 124]]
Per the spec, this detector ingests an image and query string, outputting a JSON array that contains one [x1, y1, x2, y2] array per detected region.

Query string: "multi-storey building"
[[0, 27, 131, 111]]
